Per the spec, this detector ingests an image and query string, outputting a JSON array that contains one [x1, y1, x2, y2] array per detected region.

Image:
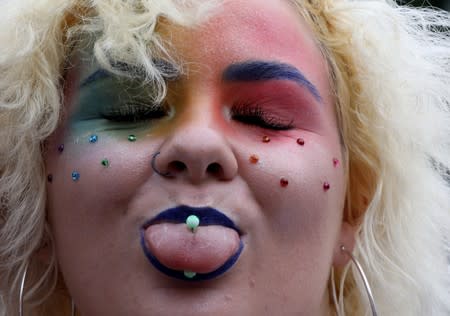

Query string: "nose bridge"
[[154, 115, 238, 183]]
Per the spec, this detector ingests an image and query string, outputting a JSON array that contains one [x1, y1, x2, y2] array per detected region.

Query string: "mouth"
[[140, 205, 244, 281]]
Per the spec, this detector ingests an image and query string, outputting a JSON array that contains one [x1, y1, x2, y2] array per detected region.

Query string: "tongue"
[[144, 223, 240, 274]]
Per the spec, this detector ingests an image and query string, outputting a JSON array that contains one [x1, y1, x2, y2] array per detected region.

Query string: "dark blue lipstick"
[[140, 205, 244, 281]]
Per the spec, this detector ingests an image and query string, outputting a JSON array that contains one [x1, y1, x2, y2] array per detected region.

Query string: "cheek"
[[240, 133, 345, 244], [45, 133, 156, 229]]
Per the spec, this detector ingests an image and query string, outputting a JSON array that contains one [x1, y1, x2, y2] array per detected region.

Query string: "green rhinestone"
[[128, 134, 137, 142], [186, 215, 200, 232], [184, 271, 196, 279], [101, 159, 110, 167]]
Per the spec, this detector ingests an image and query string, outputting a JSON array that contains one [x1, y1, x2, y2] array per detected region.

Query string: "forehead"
[[157, 0, 328, 88]]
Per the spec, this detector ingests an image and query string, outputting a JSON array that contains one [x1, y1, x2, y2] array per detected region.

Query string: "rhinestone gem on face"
[[280, 178, 289, 187], [249, 154, 259, 164], [333, 158, 339, 167], [323, 182, 330, 191], [47, 174, 53, 183], [57, 144, 64, 153], [101, 159, 110, 167], [71, 171, 80, 182], [297, 138, 305, 146], [262, 136, 271, 143], [128, 135, 137, 142], [89, 135, 98, 143]]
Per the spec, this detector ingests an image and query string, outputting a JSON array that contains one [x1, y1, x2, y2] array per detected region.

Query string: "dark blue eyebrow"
[[222, 60, 322, 102]]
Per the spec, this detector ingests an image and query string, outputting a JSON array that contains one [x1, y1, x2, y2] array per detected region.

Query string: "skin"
[[44, 0, 353, 315]]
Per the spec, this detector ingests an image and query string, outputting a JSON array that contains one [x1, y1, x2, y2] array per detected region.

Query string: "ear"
[[332, 221, 357, 267]]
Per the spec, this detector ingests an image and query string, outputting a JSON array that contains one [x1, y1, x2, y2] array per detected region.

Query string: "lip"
[[140, 205, 244, 281]]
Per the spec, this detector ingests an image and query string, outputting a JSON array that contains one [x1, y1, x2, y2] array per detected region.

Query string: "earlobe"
[[332, 221, 357, 267]]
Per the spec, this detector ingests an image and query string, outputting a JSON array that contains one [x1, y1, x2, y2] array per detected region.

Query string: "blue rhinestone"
[[89, 135, 98, 143], [71, 171, 80, 181]]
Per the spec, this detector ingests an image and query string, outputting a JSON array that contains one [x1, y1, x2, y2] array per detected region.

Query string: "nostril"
[[169, 161, 187, 172], [207, 162, 222, 175]]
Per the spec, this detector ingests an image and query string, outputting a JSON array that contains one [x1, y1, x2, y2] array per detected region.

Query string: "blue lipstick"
[[140, 205, 244, 281]]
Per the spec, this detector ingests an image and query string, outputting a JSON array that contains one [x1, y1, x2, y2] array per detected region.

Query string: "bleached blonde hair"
[[0, 0, 449, 315]]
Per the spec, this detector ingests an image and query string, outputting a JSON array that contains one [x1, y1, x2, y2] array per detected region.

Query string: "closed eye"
[[231, 103, 294, 130], [101, 101, 169, 123]]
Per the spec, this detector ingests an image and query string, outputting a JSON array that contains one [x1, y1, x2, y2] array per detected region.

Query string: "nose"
[[152, 125, 238, 183]]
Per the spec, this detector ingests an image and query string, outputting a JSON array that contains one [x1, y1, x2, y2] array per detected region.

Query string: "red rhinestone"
[[262, 136, 271, 143], [249, 154, 259, 164], [297, 138, 305, 146], [333, 158, 339, 167], [323, 182, 331, 191], [280, 178, 289, 187]]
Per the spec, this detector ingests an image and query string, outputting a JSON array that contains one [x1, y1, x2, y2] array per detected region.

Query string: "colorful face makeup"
[[45, 1, 348, 315], [333, 158, 340, 167], [71, 171, 80, 182], [101, 159, 110, 167], [297, 138, 305, 146], [67, 57, 174, 146], [280, 177, 289, 187], [222, 60, 322, 103], [249, 154, 260, 164]]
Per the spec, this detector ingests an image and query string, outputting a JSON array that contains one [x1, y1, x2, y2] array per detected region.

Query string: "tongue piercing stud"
[[186, 215, 200, 232], [184, 271, 197, 279]]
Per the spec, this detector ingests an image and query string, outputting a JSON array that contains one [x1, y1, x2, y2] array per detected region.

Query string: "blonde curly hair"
[[0, 0, 449, 315]]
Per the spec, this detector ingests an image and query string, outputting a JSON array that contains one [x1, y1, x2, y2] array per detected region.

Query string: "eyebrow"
[[222, 60, 322, 102], [80, 60, 181, 88]]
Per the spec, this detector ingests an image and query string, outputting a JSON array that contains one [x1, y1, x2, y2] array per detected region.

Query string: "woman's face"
[[45, 0, 349, 315]]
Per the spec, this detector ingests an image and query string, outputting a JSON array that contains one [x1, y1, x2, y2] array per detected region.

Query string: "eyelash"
[[101, 100, 294, 131], [101, 100, 167, 123], [231, 102, 294, 130]]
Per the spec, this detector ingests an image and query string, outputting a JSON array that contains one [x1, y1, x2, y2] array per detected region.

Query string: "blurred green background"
[[397, 0, 449, 10]]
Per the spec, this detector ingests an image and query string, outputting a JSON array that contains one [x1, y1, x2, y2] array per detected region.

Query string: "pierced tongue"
[[144, 223, 240, 274]]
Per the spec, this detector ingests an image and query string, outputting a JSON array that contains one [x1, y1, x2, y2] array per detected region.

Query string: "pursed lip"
[[140, 205, 244, 281]]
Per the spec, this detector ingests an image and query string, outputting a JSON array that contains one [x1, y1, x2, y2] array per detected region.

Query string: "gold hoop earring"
[[19, 262, 76, 316], [340, 245, 378, 316]]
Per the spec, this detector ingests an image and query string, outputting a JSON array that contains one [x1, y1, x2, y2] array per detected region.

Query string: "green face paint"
[[65, 35, 174, 143], [69, 71, 165, 141]]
